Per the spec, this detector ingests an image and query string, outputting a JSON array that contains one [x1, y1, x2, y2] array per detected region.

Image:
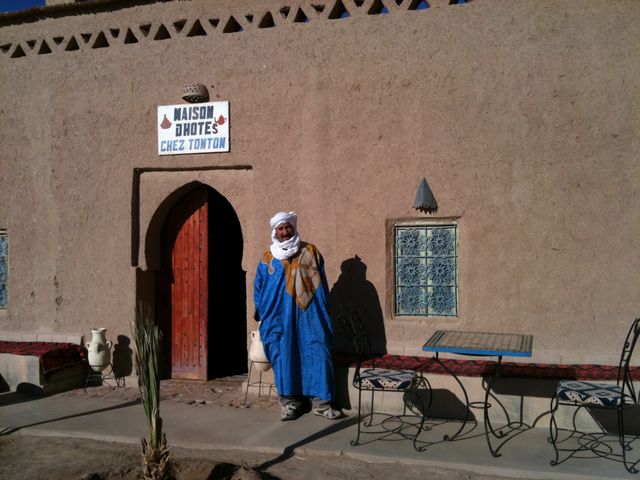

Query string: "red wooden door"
[[168, 190, 208, 379]]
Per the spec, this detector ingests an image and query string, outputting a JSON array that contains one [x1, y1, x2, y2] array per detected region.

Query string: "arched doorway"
[[155, 184, 247, 380]]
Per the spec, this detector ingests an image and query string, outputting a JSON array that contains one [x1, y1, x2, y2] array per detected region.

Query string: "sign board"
[[157, 101, 229, 155]]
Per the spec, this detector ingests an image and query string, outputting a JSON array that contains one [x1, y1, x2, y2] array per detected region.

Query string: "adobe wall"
[[0, 0, 638, 366]]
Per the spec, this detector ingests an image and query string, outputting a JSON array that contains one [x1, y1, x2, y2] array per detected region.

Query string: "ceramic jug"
[[248, 329, 271, 371], [86, 328, 112, 371]]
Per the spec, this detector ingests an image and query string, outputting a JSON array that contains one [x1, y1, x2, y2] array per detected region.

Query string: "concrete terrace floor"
[[0, 378, 636, 480]]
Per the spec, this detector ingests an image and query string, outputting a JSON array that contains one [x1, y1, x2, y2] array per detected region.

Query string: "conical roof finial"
[[413, 177, 437, 214]]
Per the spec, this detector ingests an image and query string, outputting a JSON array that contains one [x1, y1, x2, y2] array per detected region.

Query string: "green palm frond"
[[132, 302, 172, 479], [132, 302, 162, 443]]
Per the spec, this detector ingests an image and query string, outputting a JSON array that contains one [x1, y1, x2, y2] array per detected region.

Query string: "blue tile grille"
[[395, 225, 457, 316], [0, 233, 7, 309]]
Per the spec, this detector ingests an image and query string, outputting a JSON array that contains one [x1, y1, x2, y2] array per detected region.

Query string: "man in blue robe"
[[254, 211, 340, 421]]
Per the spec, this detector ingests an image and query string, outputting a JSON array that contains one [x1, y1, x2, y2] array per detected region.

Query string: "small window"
[[0, 232, 7, 309], [394, 224, 458, 316]]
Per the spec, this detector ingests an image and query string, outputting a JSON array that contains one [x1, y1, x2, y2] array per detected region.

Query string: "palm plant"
[[132, 303, 172, 480]]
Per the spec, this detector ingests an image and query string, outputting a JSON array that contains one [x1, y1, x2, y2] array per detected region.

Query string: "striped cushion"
[[358, 368, 416, 390], [557, 380, 632, 408]]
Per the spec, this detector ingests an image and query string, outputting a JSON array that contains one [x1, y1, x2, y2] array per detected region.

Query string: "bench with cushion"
[[333, 352, 637, 381], [0, 332, 87, 395]]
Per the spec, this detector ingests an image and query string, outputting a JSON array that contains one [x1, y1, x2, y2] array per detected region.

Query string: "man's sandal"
[[281, 404, 301, 421], [312, 407, 342, 420]]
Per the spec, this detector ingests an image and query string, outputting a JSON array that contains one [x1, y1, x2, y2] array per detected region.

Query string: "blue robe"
[[254, 242, 335, 401]]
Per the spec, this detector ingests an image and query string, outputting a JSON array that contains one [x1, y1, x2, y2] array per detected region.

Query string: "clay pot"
[[249, 330, 271, 371], [86, 328, 112, 371]]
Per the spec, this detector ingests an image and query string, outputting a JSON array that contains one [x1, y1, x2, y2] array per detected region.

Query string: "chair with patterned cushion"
[[337, 306, 430, 450], [549, 317, 640, 473]]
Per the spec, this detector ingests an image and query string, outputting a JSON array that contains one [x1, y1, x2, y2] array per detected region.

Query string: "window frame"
[[391, 220, 459, 318]]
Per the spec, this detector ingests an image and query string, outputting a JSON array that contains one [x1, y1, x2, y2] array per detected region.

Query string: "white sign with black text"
[[157, 101, 229, 155]]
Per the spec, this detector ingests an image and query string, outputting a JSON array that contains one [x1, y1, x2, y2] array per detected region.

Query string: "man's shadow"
[[329, 256, 386, 411], [330, 255, 387, 355]]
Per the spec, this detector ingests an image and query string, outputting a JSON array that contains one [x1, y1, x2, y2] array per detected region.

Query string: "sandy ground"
[[0, 380, 524, 480], [0, 434, 524, 480]]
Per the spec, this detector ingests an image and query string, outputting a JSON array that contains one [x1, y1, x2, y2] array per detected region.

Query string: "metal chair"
[[549, 317, 640, 473], [337, 306, 430, 451]]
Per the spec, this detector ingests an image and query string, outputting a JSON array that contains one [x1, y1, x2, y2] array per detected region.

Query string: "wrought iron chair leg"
[[413, 412, 426, 451], [351, 385, 363, 446], [549, 394, 561, 466], [365, 388, 375, 427], [619, 408, 639, 474], [413, 376, 431, 452]]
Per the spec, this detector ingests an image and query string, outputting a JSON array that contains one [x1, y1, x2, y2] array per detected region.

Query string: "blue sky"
[[0, 0, 45, 13]]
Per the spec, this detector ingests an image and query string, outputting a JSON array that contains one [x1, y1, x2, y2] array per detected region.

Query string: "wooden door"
[[166, 189, 208, 379]]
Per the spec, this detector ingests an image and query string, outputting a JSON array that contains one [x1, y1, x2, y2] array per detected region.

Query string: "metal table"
[[422, 329, 533, 457]]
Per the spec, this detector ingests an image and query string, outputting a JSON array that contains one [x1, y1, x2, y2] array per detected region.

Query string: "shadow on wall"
[[112, 335, 133, 379], [405, 388, 472, 422], [330, 255, 387, 355], [590, 404, 640, 436]]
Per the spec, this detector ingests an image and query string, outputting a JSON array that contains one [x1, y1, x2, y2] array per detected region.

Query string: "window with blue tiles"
[[0, 232, 7, 309], [395, 224, 458, 317]]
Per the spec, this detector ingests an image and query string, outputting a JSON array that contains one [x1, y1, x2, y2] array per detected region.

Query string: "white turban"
[[269, 211, 301, 260], [269, 211, 297, 230]]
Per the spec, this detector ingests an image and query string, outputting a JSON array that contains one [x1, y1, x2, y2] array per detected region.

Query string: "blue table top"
[[422, 330, 533, 357]]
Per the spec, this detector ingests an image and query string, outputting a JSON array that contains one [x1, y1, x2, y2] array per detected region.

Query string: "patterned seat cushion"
[[557, 380, 633, 407], [357, 368, 416, 390]]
